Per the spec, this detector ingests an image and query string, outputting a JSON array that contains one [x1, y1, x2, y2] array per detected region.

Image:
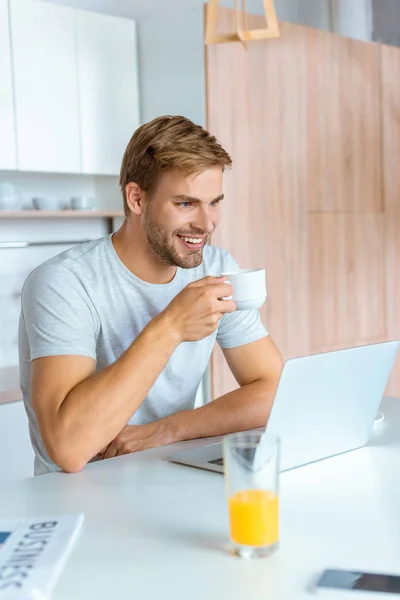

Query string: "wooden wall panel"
[[308, 213, 386, 351], [207, 12, 310, 399], [381, 44, 400, 395], [305, 30, 382, 213], [206, 6, 400, 399], [246, 25, 310, 360], [206, 12, 258, 400], [381, 44, 400, 213], [385, 210, 400, 395]]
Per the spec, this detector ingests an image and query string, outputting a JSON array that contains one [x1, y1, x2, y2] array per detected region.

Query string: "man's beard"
[[142, 208, 211, 269]]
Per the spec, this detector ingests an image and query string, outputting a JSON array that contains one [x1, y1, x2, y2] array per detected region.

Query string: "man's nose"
[[191, 207, 214, 233]]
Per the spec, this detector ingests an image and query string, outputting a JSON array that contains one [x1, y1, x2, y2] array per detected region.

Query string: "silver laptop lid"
[[266, 341, 399, 471], [168, 341, 399, 474]]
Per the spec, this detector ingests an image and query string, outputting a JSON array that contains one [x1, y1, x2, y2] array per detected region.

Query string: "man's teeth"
[[182, 237, 202, 244]]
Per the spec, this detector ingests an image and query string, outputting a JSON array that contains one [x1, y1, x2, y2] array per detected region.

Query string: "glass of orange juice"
[[223, 431, 280, 559]]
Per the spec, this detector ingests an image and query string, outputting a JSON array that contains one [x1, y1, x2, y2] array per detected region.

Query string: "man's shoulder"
[[22, 259, 79, 302], [22, 236, 109, 295], [54, 236, 110, 271]]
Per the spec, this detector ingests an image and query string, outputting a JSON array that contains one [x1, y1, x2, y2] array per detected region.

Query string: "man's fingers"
[[102, 442, 119, 460], [207, 283, 233, 299], [217, 299, 236, 314], [190, 281, 236, 311], [189, 276, 226, 288]]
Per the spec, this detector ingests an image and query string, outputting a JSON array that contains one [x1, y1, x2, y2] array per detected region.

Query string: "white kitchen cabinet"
[[76, 10, 140, 175], [0, 0, 17, 170], [10, 0, 81, 173]]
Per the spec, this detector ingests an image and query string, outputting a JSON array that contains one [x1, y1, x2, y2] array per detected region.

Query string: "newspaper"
[[0, 514, 84, 600]]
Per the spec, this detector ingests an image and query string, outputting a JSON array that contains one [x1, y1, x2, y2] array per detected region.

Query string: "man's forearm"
[[164, 377, 278, 445], [55, 314, 179, 470]]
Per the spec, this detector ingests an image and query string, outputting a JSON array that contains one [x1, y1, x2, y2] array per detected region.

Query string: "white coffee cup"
[[222, 268, 267, 311]]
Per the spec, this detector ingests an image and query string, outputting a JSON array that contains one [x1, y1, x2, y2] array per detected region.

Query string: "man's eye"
[[210, 200, 221, 207], [178, 202, 191, 208]]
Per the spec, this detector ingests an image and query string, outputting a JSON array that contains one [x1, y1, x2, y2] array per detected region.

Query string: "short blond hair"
[[119, 115, 232, 216]]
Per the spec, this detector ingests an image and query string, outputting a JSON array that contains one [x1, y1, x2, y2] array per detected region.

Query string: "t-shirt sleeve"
[[21, 262, 98, 361], [216, 252, 268, 349]]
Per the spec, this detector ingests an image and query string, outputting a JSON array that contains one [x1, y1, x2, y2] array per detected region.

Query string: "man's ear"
[[125, 182, 145, 215]]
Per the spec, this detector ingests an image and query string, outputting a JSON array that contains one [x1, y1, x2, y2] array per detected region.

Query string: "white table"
[[0, 397, 399, 599]]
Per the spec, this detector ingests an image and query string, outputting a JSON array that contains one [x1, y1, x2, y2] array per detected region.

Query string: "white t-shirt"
[[19, 235, 268, 475]]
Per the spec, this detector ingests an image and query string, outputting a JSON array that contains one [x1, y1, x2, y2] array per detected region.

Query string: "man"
[[19, 116, 283, 476]]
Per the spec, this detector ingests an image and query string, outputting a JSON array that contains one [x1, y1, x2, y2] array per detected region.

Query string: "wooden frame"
[[205, 0, 280, 45]]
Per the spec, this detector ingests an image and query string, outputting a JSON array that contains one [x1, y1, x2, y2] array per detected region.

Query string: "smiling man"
[[19, 116, 283, 475]]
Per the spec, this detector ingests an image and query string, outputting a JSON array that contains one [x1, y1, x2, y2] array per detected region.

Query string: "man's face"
[[141, 167, 224, 269]]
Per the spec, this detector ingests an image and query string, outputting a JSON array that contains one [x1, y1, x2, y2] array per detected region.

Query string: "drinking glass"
[[223, 431, 280, 558]]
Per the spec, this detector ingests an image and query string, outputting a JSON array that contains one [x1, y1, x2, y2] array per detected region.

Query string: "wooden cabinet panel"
[[76, 10, 140, 175], [381, 45, 400, 394], [207, 31, 261, 399], [207, 6, 400, 397], [308, 214, 386, 350], [208, 15, 313, 399], [0, 0, 16, 170], [247, 25, 310, 361], [208, 17, 309, 363], [10, 0, 81, 172], [381, 44, 400, 213], [385, 210, 400, 395], [305, 29, 382, 213]]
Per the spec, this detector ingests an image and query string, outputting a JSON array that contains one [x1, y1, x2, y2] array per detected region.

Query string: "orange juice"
[[228, 489, 279, 547]]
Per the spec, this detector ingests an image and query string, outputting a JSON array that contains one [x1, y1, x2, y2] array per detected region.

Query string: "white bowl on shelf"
[[0, 196, 21, 210], [32, 196, 61, 211], [0, 182, 21, 211], [70, 196, 96, 211]]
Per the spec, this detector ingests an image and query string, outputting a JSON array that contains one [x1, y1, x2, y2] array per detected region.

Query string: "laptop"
[[168, 341, 399, 474]]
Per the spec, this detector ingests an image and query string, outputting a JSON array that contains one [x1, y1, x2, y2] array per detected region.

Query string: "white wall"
[[275, 0, 331, 30], [330, 0, 372, 41], [137, 7, 205, 125]]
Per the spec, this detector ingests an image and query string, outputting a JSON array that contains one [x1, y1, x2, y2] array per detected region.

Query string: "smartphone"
[[315, 569, 400, 596]]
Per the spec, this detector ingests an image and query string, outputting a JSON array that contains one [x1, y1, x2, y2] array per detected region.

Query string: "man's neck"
[[112, 220, 177, 285]]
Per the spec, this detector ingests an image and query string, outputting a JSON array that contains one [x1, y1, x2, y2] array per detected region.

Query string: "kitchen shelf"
[[0, 211, 124, 218]]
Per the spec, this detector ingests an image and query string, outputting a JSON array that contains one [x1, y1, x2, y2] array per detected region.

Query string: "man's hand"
[[99, 420, 174, 460], [162, 276, 236, 343]]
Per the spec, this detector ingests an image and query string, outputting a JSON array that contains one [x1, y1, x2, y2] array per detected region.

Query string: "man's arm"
[[101, 335, 283, 459], [30, 277, 235, 473], [169, 335, 283, 436], [31, 315, 179, 473]]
